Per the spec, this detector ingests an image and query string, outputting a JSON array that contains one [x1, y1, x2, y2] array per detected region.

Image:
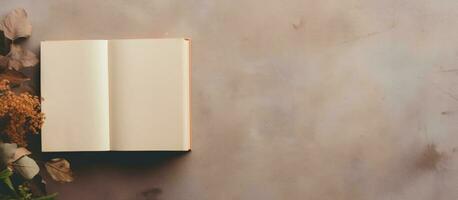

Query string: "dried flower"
[[0, 80, 43, 146]]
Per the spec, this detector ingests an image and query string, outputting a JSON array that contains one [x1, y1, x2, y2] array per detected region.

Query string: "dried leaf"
[[12, 83, 36, 95], [9, 44, 38, 68], [45, 158, 74, 183], [0, 8, 32, 40], [0, 68, 30, 85], [12, 155, 39, 180], [9, 147, 31, 163]]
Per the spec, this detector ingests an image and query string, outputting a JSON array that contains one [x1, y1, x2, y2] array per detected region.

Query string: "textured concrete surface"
[[2, 0, 458, 199]]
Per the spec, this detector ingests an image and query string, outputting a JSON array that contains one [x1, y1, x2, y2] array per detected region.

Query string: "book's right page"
[[108, 39, 190, 151]]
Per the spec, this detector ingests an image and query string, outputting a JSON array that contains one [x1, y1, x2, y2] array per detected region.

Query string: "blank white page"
[[108, 39, 190, 151], [41, 40, 110, 152]]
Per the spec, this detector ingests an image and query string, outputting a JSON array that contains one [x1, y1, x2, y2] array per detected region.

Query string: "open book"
[[40, 38, 191, 152]]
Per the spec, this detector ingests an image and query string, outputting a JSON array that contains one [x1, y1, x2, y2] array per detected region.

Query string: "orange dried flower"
[[0, 80, 43, 146]]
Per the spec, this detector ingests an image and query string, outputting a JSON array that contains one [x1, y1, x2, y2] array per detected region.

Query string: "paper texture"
[[108, 39, 190, 150], [41, 40, 110, 151]]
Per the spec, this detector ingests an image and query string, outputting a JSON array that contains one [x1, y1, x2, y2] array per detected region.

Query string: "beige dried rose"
[[12, 155, 39, 180], [0, 8, 32, 40], [8, 43, 39, 69], [0, 44, 38, 70]]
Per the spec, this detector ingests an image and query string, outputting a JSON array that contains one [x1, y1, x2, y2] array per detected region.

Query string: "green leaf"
[[18, 184, 31, 200], [33, 193, 57, 200], [0, 168, 12, 179], [0, 168, 14, 192]]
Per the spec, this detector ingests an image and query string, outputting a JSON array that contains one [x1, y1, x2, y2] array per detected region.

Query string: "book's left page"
[[41, 40, 110, 152]]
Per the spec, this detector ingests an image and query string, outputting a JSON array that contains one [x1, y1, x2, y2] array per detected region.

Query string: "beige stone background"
[[2, 0, 458, 199]]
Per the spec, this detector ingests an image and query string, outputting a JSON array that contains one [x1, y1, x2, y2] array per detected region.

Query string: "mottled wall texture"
[[2, 0, 458, 199]]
